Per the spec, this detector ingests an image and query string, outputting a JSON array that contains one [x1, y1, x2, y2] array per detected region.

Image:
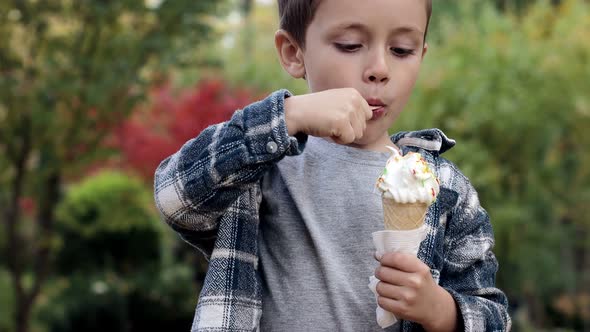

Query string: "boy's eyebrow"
[[389, 25, 424, 36], [330, 21, 423, 34]]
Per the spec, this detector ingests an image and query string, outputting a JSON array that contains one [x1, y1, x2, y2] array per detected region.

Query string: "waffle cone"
[[382, 198, 428, 230]]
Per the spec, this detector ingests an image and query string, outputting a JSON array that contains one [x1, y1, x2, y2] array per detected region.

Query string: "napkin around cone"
[[368, 225, 428, 329]]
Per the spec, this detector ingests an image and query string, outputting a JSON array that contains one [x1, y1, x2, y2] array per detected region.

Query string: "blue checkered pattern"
[[154, 90, 511, 331]]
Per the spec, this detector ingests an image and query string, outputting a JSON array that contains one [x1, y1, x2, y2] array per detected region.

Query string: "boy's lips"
[[367, 98, 387, 119], [367, 98, 386, 107], [370, 106, 386, 119]]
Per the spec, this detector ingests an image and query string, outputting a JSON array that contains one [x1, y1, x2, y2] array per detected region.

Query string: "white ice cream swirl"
[[377, 147, 440, 205]]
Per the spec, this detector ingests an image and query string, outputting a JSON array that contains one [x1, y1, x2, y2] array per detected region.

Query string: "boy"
[[154, 0, 511, 331]]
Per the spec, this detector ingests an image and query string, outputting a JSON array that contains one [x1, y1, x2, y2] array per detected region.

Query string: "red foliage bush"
[[113, 80, 258, 180]]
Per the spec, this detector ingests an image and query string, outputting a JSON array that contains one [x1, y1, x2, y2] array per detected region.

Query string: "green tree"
[[493, 0, 563, 13], [0, 1, 223, 331]]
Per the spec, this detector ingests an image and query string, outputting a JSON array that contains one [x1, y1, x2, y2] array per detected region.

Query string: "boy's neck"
[[326, 135, 396, 153]]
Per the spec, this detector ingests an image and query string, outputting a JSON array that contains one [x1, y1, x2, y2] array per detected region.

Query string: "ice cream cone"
[[382, 197, 428, 230]]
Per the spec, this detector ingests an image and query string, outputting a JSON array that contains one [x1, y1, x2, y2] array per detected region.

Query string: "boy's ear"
[[421, 42, 429, 60], [275, 29, 306, 79]]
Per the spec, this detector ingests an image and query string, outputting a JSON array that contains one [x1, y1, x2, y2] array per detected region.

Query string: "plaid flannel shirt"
[[154, 90, 511, 332]]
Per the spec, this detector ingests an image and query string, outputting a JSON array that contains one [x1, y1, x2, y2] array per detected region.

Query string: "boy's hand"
[[375, 252, 459, 332], [284, 88, 373, 144]]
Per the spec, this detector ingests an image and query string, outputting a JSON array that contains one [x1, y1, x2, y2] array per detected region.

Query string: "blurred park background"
[[0, 0, 589, 331]]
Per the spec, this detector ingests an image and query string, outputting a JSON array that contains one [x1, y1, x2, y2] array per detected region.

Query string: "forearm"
[[423, 286, 459, 332], [154, 89, 305, 235]]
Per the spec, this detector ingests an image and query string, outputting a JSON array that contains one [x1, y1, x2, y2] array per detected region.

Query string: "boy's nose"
[[364, 50, 390, 84], [368, 74, 388, 83]]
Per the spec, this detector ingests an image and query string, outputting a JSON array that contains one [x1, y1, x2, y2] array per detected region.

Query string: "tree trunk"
[[8, 169, 61, 332], [15, 302, 31, 332], [4, 114, 60, 332], [4, 115, 31, 332], [29, 171, 61, 308]]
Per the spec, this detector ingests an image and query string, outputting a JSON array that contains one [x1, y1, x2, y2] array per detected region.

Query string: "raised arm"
[[154, 90, 305, 256]]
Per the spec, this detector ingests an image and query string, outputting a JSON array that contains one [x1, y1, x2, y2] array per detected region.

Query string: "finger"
[[350, 89, 372, 121], [377, 296, 408, 319], [365, 107, 374, 121], [375, 281, 405, 300], [374, 251, 383, 262], [380, 252, 423, 273], [332, 123, 355, 144], [350, 111, 364, 140], [358, 97, 373, 121], [356, 103, 369, 134], [374, 265, 412, 286]]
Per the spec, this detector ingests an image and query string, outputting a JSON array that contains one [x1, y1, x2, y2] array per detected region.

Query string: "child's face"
[[302, 0, 428, 148]]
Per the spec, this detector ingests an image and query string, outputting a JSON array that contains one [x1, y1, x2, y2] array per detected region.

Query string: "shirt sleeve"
[[439, 177, 512, 331], [153, 89, 306, 257]]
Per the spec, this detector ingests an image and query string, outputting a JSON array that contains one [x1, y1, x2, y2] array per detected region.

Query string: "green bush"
[[39, 274, 128, 332], [54, 171, 162, 275], [37, 170, 200, 331], [37, 266, 198, 332], [396, 0, 590, 329], [126, 264, 198, 331]]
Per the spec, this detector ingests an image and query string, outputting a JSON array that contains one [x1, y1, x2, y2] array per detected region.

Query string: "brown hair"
[[278, 0, 433, 48]]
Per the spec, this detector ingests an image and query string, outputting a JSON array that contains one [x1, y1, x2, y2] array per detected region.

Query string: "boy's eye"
[[391, 47, 414, 57], [334, 43, 362, 52]]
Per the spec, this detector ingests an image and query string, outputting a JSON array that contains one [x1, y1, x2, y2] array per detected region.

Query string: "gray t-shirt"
[[258, 136, 400, 331]]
